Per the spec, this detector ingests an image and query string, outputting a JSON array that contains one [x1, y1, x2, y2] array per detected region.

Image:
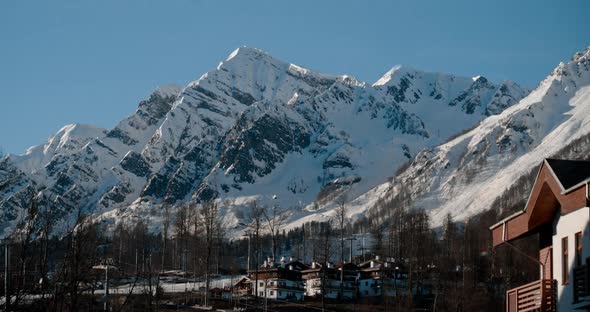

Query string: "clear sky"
[[1, 0, 589, 154]]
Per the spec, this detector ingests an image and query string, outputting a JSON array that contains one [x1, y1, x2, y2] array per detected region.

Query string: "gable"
[[491, 159, 589, 247], [545, 158, 590, 190]]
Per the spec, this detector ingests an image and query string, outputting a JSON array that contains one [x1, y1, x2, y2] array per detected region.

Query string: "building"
[[337, 262, 360, 299], [357, 256, 416, 298], [301, 262, 358, 299], [248, 257, 307, 301], [232, 276, 252, 298], [490, 159, 590, 311]]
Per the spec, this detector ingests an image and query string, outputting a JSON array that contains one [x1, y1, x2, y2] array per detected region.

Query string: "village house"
[[301, 261, 358, 299], [490, 159, 590, 311], [358, 256, 409, 298], [232, 276, 252, 298], [247, 257, 308, 301]]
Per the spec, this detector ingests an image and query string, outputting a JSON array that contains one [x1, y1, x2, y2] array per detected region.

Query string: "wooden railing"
[[506, 279, 555, 312], [573, 258, 589, 303]]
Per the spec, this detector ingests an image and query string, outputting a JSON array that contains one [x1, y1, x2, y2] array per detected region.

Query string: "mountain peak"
[[49, 123, 105, 149], [218, 46, 283, 70], [217, 46, 341, 82], [225, 46, 269, 62], [372, 65, 417, 87]]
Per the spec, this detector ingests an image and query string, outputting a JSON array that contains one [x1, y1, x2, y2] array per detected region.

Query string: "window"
[[562, 236, 569, 285], [260, 282, 264, 287], [270, 291, 274, 296], [575, 232, 582, 267]]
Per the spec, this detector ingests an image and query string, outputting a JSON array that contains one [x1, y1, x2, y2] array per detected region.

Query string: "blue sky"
[[1, 0, 589, 154]]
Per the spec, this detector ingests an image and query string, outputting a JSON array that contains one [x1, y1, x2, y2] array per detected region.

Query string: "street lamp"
[[345, 237, 357, 263], [94, 243, 113, 312]]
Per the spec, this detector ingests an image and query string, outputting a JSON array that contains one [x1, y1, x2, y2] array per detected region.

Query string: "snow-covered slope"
[[0, 47, 529, 237], [337, 47, 590, 228]]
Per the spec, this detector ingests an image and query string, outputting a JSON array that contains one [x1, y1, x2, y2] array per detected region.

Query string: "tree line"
[[1, 154, 570, 311]]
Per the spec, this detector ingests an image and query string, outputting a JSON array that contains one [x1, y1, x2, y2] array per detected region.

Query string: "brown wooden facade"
[[490, 158, 590, 312]]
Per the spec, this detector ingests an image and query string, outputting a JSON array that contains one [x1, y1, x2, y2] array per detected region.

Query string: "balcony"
[[573, 258, 590, 308], [266, 284, 304, 291], [506, 279, 555, 312]]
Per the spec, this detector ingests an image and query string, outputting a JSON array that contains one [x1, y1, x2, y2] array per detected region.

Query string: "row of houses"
[[190, 158, 590, 311], [232, 255, 432, 302], [229, 158, 590, 311]]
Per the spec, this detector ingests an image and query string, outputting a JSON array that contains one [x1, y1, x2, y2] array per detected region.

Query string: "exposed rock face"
[[355, 47, 590, 227], [0, 47, 532, 237]]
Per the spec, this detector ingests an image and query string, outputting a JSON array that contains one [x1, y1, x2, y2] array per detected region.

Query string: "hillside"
[[0, 47, 530, 236]]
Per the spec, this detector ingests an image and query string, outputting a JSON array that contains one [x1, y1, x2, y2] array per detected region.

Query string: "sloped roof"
[[546, 158, 590, 191], [490, 158, 590, 247]]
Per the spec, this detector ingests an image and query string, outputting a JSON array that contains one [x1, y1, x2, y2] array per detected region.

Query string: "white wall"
[[552, 206, 589, 311], [256, 278, 304, 301]]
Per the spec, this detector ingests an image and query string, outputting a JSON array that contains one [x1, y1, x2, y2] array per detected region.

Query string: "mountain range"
[[1, 46, 588, 237]]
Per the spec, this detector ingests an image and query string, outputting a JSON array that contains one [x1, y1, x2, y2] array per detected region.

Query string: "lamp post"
[[345, 237, 357, 263], [239, 221, 260, 312], [95, 243, 112, 312]]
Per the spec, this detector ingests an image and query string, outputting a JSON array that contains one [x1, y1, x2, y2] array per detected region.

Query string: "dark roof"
[[336, 262, 359, 270], [545, 158, 590, 190]]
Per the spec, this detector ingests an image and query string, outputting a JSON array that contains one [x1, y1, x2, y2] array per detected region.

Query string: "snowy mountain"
[[0, 47, 530, 237], [325, 47, 590, 229]]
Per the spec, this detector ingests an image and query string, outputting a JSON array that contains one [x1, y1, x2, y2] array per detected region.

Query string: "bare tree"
[[246, 200, 264, 306], [318, 222, 333, 312], [39, 197, 54, 296], [335, 196, 347, 299], [7, 191, 41, 309], [162, 203, 171, 271], [263, 204, 287, 262], [174, 203, 192, 270], [200, 200, 221, 307], [49, 211, 101, 312]]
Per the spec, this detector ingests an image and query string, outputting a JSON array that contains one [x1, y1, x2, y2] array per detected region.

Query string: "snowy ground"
[[92, 274, 244, 296]]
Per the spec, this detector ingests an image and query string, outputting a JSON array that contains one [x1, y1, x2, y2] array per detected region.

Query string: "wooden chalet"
[[357, 256, 416, 298], [232, 276, 252, 298], [247, 258, 308, 301], [490, 159, 590, 311], [301, 262, 357, 299]]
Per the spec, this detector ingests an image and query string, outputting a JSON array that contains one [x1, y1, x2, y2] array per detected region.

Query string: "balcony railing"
[[506, 279, 555, 312], [574, 259, 589, 303], [266, 284, 304, 291]]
